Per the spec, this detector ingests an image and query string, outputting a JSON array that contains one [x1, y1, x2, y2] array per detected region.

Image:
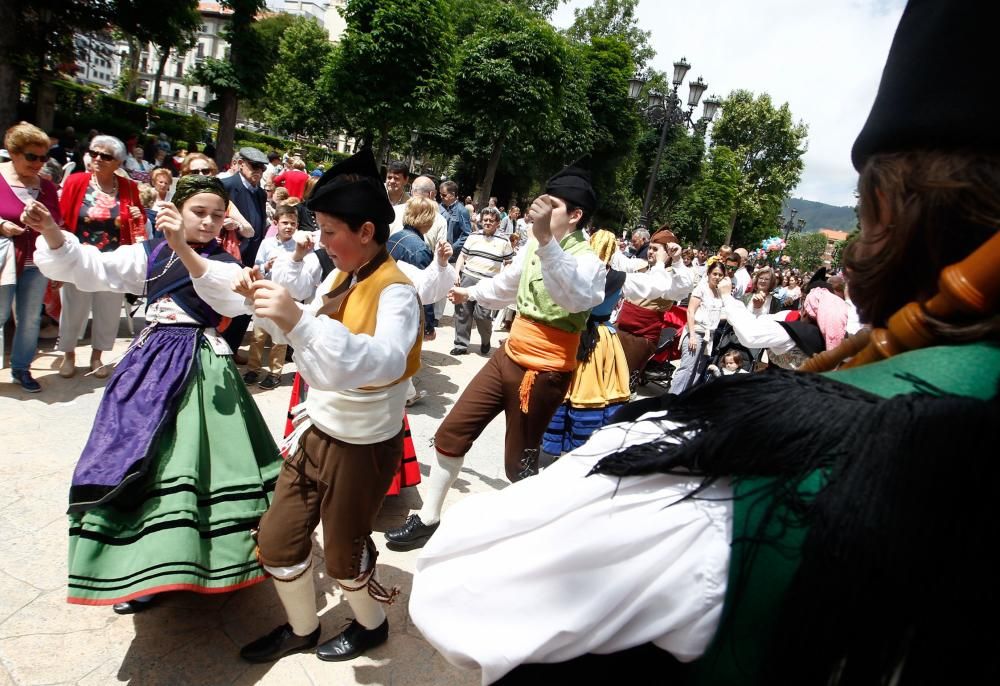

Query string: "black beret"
[[545, 163, 596, 214], [306, 147, 395, 226], [852, 0, 1000, 171]]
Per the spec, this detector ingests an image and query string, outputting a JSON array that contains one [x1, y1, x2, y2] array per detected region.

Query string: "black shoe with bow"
[[240, 623, 321, 663], [384, 514, 439, 551], [316, 618, 388, 662]]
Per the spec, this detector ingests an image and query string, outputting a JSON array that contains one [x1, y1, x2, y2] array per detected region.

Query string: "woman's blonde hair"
[[137, 183, 157, 208], [273, 187, 290, 203], [4, 121, 49, 154], [403, 196, 438, 232], [150, 168, 173, 186]]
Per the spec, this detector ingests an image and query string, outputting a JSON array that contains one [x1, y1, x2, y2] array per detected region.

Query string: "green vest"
[[515, 230, 594, 334], [685, 342, 1000, 684]]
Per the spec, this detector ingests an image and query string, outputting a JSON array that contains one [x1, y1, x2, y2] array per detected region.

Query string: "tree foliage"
[[188, 0, 267, 165], [262, 18, 335, 136], [322, 0, 453, 160], [711, 89, 808, 248], [669, 144, 742, 248], [784, 231, 827, 272], [451, 3, 565, 204], [566, 0, 654, 68]]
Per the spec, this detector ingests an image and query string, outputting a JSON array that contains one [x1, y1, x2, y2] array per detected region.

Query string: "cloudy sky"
[[550, 0, 906, 207]]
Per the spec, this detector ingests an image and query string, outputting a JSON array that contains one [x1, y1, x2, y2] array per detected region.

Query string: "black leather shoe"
[[480, 343, 491, 355], [384, 514, 439, 551], [450, 347, 468, 356], [240, 623, 321, 663], [316, 618, 388, 662], [112, 596, 156, 615]]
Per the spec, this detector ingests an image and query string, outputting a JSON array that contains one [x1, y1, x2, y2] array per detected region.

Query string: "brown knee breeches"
[[434, 344, 572, 482], [256, 425, 402, 579]]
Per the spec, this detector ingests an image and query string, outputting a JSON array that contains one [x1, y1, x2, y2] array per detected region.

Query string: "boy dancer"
[[197, 149, 424, 663], [385, 164, 606, 550]]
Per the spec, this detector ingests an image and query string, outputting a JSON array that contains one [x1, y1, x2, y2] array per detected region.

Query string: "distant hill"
[[782, 198, 857, 232]]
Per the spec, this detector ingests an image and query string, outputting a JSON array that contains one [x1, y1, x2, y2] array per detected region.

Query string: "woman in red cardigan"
[[57, 135, 144, 378]]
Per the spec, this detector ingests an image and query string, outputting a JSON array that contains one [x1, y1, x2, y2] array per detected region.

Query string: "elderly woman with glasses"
[[0, 122, 64, 392], [56, 134, 145, 378]]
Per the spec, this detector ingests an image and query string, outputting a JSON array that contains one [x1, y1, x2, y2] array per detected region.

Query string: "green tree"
[[830, 228, 859, 271], [146, 1, 202, 105], [578, 36, 641, 217], [784, 231, 827, 272], [4, 0, 115, 129], [669, 144, 742, 248], [321, 0, 453, 162], [565, 0, 654, 68], [454, 3, 565, 205], [188, 0, 268, 167], [262, 18, 335, 136], [711, 89, 808, 248]]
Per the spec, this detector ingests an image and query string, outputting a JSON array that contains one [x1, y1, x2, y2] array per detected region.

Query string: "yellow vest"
[[320, 250, 422, 389]]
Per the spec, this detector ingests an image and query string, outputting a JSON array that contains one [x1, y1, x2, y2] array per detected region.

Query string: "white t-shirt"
[[690, 280, 723, 333]]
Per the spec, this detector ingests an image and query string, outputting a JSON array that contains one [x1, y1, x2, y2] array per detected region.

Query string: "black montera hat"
[[306, 147, 395, 225], [851, 0, 1000, 171], [545, 162, 596, 214]]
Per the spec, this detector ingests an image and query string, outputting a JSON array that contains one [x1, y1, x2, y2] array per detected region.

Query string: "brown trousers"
[[434, 344, 572, 482], [257, 425, 402, 579]]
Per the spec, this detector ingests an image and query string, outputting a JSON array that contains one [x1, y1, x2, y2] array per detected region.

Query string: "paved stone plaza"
[[0, 310, 512, 686]]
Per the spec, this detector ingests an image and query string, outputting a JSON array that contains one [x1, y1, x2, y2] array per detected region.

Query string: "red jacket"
[[59, 172, 143, 244]]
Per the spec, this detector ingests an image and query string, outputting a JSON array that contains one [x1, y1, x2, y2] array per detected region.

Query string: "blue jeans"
[[0, 266, 49, 371]]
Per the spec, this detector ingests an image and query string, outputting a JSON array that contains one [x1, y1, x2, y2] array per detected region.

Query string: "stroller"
[[632, 305, 687, 391], [668, 320, 758, 394]]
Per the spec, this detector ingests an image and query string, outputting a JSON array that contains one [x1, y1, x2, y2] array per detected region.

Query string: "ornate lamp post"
[[779, 208, 807, 240], [628, 58, 720, 231]]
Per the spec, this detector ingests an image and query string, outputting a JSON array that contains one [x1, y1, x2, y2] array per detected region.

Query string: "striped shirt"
[[461, 233, 514, 279]]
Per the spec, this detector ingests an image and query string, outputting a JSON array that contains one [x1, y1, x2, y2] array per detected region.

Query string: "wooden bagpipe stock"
[[799, 229, 1000, 373]]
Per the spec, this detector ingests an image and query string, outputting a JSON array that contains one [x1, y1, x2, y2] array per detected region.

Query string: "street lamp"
[[409, 129, 419, 174], [629, 58, 719, 231], [779, 208, 807, 240]]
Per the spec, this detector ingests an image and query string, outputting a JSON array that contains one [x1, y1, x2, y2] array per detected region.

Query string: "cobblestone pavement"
[[0, 309, 660, 685]]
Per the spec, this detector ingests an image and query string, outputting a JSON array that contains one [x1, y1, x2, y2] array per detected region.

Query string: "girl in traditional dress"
[[25, 174, 282, 614]]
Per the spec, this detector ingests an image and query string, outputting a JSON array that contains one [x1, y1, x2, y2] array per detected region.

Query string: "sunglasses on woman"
[[188, 167, 213, 175], [89, 150, 116, 162], [21, 152, 49, 163]]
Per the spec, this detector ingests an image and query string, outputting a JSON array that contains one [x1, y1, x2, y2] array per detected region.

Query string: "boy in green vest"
[[403, 1, 1000, 683], [385, 164, 607, 550]]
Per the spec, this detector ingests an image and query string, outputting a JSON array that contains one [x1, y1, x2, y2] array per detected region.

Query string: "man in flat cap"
[[385, 164, 607, 551], [196, 148, 452, 664], [220, 146, 270, 356]]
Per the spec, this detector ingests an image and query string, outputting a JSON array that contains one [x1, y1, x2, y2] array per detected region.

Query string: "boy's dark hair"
[[561, 198, 592, 230], [274, 204, 298, 222], [386, 160, 408, 176]]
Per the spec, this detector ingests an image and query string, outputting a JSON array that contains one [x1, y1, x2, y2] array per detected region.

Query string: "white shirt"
[[721, 295, 796, 353], [32, 232, 245, 318], [271, 250, 456, 306], [733, 267, 752, 296], [609, 250, 649, 273], [623, 261, 694, 302], [196, 257, 434, 444], [411, 411, 732, 684], [465, 236, 606, 313], [253, 235, 296, 277], [688, 280, 724, 334]]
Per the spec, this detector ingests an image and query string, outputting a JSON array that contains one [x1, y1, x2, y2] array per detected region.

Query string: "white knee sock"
[[270, 562, 319, 636], [337, 578, 386, 630], [417, 450, 464, 526]]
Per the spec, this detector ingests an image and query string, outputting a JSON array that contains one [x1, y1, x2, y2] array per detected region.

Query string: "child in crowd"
[[244, 204, 298, 389], [708, 349, 749, 377]]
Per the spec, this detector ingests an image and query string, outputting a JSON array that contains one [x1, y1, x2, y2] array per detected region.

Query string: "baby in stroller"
[[707, 348, 752, 377]]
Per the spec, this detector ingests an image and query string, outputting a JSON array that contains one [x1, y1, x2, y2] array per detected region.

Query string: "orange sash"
[[505, 316, 580, 412]]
